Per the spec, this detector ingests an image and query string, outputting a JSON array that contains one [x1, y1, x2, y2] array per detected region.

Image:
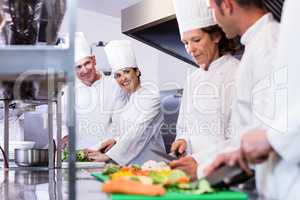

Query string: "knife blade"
[[150, 149, 178, 161], [203, 165, 254, 187]]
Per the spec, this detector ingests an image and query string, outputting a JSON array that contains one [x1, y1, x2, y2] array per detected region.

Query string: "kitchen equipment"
[[62, 161, 105, 169], [91, 173, 247, 200], [38, 0, 66, 44], [150, 149, 177, 161], [203, 165, 254, 188], [0, 145, 9, 168], [14, 148, 48, 167], [2, 0, 66, 45], [3, 0, 44, 44], [107, 191, 247, 200], [121, 0, 284, 66], [0, 140, 35, 160]]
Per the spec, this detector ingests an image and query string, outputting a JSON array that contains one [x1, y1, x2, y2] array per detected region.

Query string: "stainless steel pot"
[[14, 149, 48, 167]]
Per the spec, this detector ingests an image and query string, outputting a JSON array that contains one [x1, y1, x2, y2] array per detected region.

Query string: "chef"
[[206, 0, 300, 199], [203, 0, 286, 199], [169, 0, 240, 179], [86, 40, 167, 165], [61, 32, 126, 150]]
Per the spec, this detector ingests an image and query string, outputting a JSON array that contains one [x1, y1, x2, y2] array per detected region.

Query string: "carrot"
[[177, 176, 190, 183], [102, 180, 165, 196]]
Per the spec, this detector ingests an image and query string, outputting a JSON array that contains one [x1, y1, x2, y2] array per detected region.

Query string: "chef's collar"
[[200, 54, 231, 72], [241, 13, 274, 46]]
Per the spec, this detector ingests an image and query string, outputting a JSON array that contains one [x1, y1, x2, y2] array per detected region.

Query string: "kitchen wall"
[[60, 8, 196, 90]]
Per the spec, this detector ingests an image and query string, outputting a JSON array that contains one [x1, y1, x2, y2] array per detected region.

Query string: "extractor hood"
[[121, 0, 284, 67], [121, 0, 197, 67]]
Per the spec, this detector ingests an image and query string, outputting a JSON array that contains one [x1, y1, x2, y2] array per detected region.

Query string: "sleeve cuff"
[[266, 128, 287, 159], [105, 148, 126, 166], [175, 136, 192, 154]]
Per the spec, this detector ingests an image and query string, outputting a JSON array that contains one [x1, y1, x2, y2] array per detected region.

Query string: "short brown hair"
[[202, 25, 242, 56], [215, 0, 265, 9]]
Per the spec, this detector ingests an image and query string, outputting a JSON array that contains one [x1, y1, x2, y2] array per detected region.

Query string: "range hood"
[[121, 0, 197, 67], [121, 0, 284, 67]]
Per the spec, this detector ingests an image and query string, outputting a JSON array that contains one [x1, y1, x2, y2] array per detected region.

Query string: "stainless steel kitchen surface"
[[0, 166, 110, 200]]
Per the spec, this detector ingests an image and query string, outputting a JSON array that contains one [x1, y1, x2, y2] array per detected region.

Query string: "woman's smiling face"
[[114, 67, 140, 94]]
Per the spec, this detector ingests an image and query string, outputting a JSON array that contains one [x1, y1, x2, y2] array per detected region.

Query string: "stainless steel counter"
[[0, 167, 110, 200]]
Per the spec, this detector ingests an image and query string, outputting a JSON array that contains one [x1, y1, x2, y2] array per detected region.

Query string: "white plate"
[[61, 162, 105, 169]]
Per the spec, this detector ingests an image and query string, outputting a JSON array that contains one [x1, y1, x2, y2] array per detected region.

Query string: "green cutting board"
[[91, 173, 248, 200]]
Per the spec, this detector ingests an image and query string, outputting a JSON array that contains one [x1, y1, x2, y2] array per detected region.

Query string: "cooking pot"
[[14, 148, 49, 167]]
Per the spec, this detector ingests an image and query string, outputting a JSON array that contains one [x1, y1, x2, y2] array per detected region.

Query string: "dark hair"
[[133, 67, 142, 78], [202, 25, 242, 56], [133, 67, 141, 81], [215, 0, 264, 9]]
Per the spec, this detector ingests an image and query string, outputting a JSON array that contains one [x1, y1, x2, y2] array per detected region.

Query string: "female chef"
[[86, 40, 167, 165], [169, 0, 240, 179]]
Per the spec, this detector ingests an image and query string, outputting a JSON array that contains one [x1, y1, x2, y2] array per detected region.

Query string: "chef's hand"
[[99, 139, 116, 153], [241, 129, 273, 164], [203, 149, 252, 176], [61, 135, 69, 149], [169, 156, 198, 181], [87, 151, 110, 162], [170, 139, 187, 156]]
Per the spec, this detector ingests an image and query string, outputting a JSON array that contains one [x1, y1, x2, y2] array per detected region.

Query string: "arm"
[[175, 83, 192, 154], [267, 104, 300, 164], [105, 88, 162, 165]]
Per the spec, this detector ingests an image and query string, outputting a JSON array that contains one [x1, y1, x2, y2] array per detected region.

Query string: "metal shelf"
[[0, 46, 72, 74], [0, 0, 77, 199]]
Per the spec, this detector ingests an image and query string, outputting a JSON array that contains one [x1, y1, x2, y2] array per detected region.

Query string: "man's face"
[[208, 0, 239, 38], [75, 56, 97, 86], [114, 67, 140, 94], [181, 29, 219, 70]]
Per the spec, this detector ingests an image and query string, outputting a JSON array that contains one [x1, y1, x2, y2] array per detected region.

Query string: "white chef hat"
[[104, 40, 138, 73], [74, 32, 91, 63], [172, 0, 216, 34]]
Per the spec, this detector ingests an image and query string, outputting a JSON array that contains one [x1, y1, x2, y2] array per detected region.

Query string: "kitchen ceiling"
[[78, 0, 143, 18]]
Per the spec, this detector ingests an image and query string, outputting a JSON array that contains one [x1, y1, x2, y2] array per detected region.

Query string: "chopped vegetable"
[[167, 169, 190, 185], [76, 150, 88, 162], [193, 179, 214, 194], [167, 180, 214, 194], [148, 171, 169, 185], [131, 164, 141, 170], [142, 160, 171, 171], [129, 176, 153, 185], [102, 180, 165, 196], [62, 149, 89, 162], [100, 161, 215, 196], [102, 163, 121, 175]]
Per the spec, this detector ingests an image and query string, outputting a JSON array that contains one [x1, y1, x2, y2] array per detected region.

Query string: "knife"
[[203, 165, 254, 187], [150, 149, 178, 161]]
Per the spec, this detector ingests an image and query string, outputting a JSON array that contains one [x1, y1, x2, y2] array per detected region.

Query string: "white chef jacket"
[[232, 13, 280, 137], [230, 13, 288, 199], [61, 73, 127, 150], [176, 54, 239, 176], [106, 85, 167, 166], [254, 2, 300, 199]]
